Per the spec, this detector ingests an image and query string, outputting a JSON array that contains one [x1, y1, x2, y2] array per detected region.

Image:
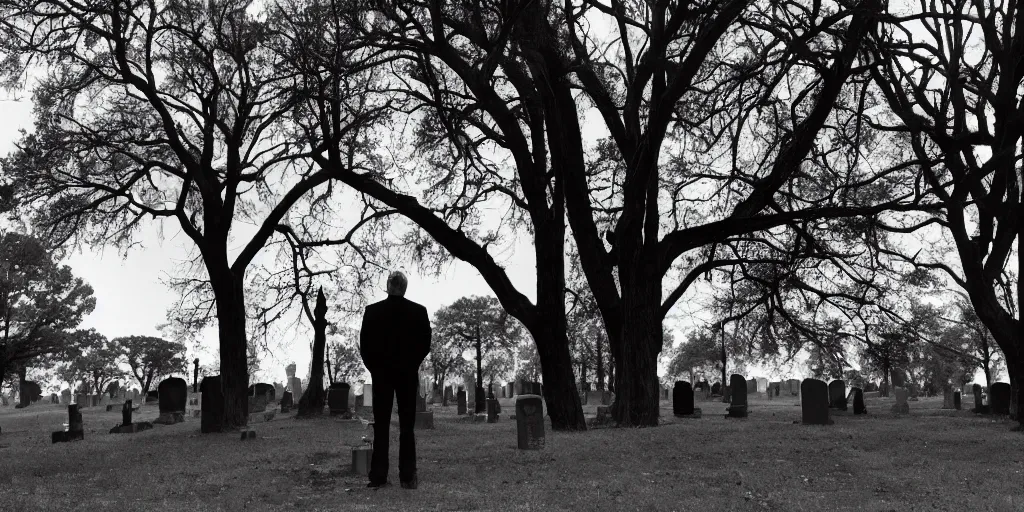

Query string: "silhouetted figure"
[[360, 271, 431, 490]]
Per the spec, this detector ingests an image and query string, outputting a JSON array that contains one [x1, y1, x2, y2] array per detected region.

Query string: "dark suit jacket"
[[359, 295, 431, 375]]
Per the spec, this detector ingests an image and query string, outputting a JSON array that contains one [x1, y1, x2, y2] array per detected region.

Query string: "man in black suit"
[[359, 271, 431, 490]]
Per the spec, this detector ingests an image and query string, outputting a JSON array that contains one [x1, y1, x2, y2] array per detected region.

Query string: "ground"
[[0, 393, 1021, 511]]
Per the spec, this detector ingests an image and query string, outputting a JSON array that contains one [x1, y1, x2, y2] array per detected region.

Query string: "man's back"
[[360, 295, 431, 374]]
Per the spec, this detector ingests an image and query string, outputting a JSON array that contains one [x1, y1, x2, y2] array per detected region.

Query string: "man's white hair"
[[386, 271, 408, 297]]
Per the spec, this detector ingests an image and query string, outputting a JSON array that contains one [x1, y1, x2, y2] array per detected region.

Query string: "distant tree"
[[0, 231, 96, 384], [424, 320, 469, 397], [664, 328, 720, 384], [327, 339, 365, 385], [435, 296, 524, 411], [111, 336, 188, 396], [57, 330, 123, 398]]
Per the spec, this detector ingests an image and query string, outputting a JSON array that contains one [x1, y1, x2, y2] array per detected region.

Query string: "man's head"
[[386, 271, 408, 297]]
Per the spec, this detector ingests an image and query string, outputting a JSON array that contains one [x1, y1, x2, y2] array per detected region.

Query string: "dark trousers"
[[368, 370, 418, 484]]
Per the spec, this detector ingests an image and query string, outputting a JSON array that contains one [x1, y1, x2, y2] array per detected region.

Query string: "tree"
[[664, 328, 720, 384], [0, 0, 387, 429], [434, 296, 523, 412], [424, 320, 470, 400], [112, 336, 188, 397], [0, 231, 96, 384], [54, 329, 123, 398], [868, 0, 1024, 425], [312, 0, 920, 426], [298, 288, 329, 417]]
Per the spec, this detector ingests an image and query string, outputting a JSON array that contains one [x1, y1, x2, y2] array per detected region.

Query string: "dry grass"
[[1, 393, 1022, 511]]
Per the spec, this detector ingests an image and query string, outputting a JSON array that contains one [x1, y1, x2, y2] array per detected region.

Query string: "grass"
[[0, 393, 1022, 511]]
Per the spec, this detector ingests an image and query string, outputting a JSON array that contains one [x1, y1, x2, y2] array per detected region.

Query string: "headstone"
[[942, 386, 955, 409], [514, 380, 524, 396], [746, 378, 756, 394], [727, 374, 748, 418], [154, 377, 187, 424], [711, 382, 721, 395], [891, 387, 910, 414], [289, 377, 303, 401], [274, 382, 285, 399], [990, 382, 1011, 415], [328, 383, 350, 417], [486, 398, 499, 423], [457, 389, 467, 415], [828, 380, 847, 411], [352, 442, 372, 476], [673, 381, 694, 416], [354, 394, 364, 407], [108, 399, 154, 433], [444, 386, 454, 405], [60, 389, 71, 405], [200, 376, 224, 433], [756, 378, 768, 394], [362, 382, 372, 404], [515, 395, 545, 450], [972, 383, 986, 413], [801, 379, 833, 425], [248, 394, 269, 414], [506, 383, 514, 398], [51, 404, 84, 443], [954, 391, 962, 410], [186, 392, 201, 418], [192, 358, 200, 392], [852, 387, 866, 415], [280, 391, 294, 413]]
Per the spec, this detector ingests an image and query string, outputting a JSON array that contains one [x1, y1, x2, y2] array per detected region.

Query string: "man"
[[359, 271, 431, 489]]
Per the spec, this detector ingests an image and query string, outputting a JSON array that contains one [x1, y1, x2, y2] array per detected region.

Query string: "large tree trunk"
[[610, 286, 662, 426], [531, 318, 586, 430], [298, 288, 328, 417], [596, 339, 605, 391], [210, 267, 249, 431]]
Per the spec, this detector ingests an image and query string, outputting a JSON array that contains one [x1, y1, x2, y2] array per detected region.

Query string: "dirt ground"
[[0, 393, 1021, 511]]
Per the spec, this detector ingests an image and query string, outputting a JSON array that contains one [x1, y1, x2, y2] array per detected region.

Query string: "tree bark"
[[610, 284, 662, 426], [298, 288, 328, 417], [596, 339, 605, 391], [210, 266, 249, 431]]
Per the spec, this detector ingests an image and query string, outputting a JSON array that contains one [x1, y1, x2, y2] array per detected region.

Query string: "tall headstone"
[[828, 380, 847, 411], [200, 376, 224, 433], [673, 381, 695, 417], [60, 389, 71, 405], [328, 383, 350, 417], [756, 378, 768, 394], [801, 379, 832, 425], [154, 377, 187, 424], [972, 383, 985, 413], [486, 397, 499, 423], [953, 390, 962, 410], [444, 386, 454, 405], [990, 382, 1011, 415], [289, 377, 303, 402], [852, 387, 866, 415], [457, 389, 467, 415], [515, 395, 545, 450], [192, 358, 200, 393], [727, 374, 748, 418], [51, 404, 84, 443], [746, 378, 757, 394], [280, 391, 293, 413], [274, 382, 285, 399], [942, 386, 955, 409], [891, 387, 910, 414]]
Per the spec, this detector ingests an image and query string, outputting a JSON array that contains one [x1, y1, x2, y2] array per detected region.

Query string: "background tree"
[[434, 296, 523, 412], [424, 321, 470, 402], [868, 0, 1024, 425], [0, 0, 387, 430], [0, 231, 96, 384], [112, 335, 188, 397], [664, 327, 720, 385]]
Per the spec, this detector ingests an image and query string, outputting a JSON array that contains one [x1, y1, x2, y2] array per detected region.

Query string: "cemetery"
[[2, 385, 1023, 509], [4, 0, 1024, 509]]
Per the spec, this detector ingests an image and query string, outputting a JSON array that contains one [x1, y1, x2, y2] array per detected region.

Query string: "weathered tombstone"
[[289, 377, 303, 401], [109, 400, 155, 434], [280, 391, 294, 413], [711, 382, 721, 395], [727, 374, 748, 418], [352, 438, 372, 476], [506, 383, 514, 398], [990, 382, 1011, 415], [50, 393, 58, 404], [942, 386, 955, 409], [51, 404, 84, 443], [746, 378, 756, 394], [801, 379, 833, 425], [457, 389, 467, 415], [515, 395, 545, 450], [828, 380, 848, 411], [154, 377, 187, 424], [891, 387, 910, 414], [200, 376, 224, 433], [328, 383, 349, 417], [972, 383, 986, 413], [673, 381, 694, 417], [248, 383, 275, 402], [756, 378, 768, 394], [852, 387, 866, 415], [274, 382, 285, 399], [443, 386, 454, 405], [60, 389, 71, 405], [362, 382, 372, 404], [954, 391, 962, 410], [486, 397, 499, 423]]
